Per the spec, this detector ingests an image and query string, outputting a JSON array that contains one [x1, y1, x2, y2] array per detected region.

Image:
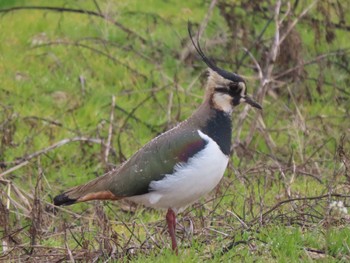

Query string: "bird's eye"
[[229, 82, 238, 89]]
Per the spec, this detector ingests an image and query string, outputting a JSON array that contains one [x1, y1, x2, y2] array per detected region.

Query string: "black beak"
[[243, 96, 262, 110]]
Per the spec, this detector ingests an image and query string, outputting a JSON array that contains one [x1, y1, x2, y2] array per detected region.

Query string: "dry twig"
[[104, 96, 116, 165]]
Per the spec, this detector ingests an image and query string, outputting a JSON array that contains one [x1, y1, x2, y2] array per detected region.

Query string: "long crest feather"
[[187, 21, 243, 83], [187, 21, 219, 72]]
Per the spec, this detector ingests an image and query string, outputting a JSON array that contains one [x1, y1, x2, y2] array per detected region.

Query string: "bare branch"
[[249, 193, 350, 226], [0, 6, 147, 44], [34, 41, 148, 80], [279, 0, 319, 45], [0, 137, 105, 178], [104, 96, 116, 165], [180, 0, 218, 61]]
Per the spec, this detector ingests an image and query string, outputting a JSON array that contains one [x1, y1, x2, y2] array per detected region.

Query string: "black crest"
[[187, 22, 244, 83]]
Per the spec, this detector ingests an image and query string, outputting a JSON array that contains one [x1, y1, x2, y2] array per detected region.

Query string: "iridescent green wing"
[[109, 128, 208, 197]]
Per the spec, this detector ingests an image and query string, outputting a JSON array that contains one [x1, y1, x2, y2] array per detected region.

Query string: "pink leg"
[[166, 208, 178, 254]]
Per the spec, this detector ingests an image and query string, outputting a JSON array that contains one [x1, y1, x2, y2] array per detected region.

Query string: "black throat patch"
[[201, 110, 232, 156]]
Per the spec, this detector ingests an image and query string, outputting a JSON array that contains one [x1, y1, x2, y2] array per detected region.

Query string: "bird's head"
[[188, 23, 262, 113]]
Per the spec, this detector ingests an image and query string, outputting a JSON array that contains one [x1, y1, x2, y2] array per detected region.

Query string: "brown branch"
[[237, 17, 273, 69], [248, 193, 350, 226], [275, 48, 350, 79], [116, 95, 153, 162], [0, 6, 147, 44], [114, 104, 160, 133], [34, 41, 148, 80], [235, 1, 284, 147], [278, 0, 318, 45], [241, 0, 320, 148], [180, 0, 218, 62], [0, 137, 105, 178], [104, 96, 116, 165], [252, 4, 350, 32]]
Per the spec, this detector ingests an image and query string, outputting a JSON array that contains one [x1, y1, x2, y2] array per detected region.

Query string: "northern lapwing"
[[53, 23, 262, 254]]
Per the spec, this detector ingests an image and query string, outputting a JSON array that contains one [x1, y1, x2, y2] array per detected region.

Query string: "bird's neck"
[[191, 100, 233, 156]]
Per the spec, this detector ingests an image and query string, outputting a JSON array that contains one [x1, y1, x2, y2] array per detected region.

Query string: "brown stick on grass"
[[0, 137, 106, 178], [104, 95, 116, 165]]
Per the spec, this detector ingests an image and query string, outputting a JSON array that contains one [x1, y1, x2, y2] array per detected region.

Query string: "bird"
[[53, 23, 262, 254]]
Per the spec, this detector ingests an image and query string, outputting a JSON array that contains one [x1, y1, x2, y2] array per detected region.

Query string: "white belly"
[[126, 130, 229, 213]]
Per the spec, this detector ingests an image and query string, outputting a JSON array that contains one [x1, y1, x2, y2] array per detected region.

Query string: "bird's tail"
[[53, 171, 120, 206]]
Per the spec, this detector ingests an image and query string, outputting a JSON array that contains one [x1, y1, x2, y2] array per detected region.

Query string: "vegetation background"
[[0, 0, 349, 261]]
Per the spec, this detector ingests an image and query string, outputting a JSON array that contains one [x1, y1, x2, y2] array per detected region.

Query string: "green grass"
[[1, 0, 350, 261]]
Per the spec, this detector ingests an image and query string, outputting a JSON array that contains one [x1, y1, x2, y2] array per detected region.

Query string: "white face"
[[207, 70, 258, 112], [212, 93, 233, 113], [207, 69, 261, 110]]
